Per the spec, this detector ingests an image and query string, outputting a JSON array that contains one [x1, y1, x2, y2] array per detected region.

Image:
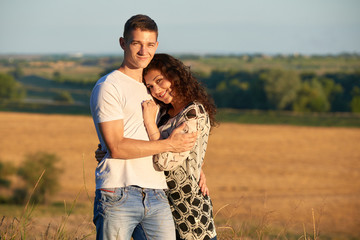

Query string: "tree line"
[[1, 57, 359, 113], [198, 69, 360, 113]]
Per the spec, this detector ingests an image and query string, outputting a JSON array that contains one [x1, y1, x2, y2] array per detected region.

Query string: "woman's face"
[[144, 69, 174, 104]]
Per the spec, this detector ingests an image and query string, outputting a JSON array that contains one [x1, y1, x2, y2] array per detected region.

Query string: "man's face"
[[121, 28, 158, 70]]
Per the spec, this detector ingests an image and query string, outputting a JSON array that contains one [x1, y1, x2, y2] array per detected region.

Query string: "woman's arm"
[[142, 100, 160, 140], [153, 117, 198, 171]]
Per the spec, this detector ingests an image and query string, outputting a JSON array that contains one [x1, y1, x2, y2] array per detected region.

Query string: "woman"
[[142, 53, 217, 240], [96, 53, 217, 240]]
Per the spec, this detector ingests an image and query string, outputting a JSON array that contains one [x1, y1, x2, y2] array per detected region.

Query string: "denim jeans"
[[132, 224, 217, 240], [93, 186, 175, 240]]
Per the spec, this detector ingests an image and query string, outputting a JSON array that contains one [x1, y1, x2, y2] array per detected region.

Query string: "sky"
[[0, 0, 359, 55]]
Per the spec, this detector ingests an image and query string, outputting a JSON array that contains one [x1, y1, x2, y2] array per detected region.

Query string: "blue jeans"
[[132, 224, 217, 240], [93, 186, 175, 240]]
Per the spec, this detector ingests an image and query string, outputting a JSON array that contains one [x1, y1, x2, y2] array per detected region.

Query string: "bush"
[[293, 79, 330, 112], [0, 73, 26, 101], [259, 69, 301, 110], [0, 161, 16, 188], [16, 152, 63, 204], [53, 90, 74, 104]]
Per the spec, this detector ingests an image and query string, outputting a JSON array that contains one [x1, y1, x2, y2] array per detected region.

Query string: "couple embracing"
[[90, 14, 217, 240]]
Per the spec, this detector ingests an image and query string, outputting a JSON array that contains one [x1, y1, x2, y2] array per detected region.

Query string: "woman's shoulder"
[[182, 101, 207, 121]]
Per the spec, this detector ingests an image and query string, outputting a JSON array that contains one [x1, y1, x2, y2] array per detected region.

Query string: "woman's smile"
[[158, 90, 167, 98]]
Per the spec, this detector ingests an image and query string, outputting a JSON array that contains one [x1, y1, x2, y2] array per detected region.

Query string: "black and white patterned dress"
[[155, 102, 216, 240]]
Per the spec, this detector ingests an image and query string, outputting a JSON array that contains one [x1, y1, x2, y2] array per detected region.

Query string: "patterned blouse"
[[155, 102, 217, 240]]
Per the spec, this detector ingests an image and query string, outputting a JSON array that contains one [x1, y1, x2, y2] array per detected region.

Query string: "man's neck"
[[118, 65, 143, 83]]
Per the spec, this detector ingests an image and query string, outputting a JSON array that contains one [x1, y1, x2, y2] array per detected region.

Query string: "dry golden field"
[[0, 112, 359, 239]]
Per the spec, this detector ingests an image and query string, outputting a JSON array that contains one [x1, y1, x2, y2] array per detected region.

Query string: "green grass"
[[0, 102, 91, 115], [217, 109, 360, 127], [2, 103, 360, 127], [2, 100, 360, 127]]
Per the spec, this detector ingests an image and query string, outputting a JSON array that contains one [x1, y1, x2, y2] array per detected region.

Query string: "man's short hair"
[[123, 14, 158, 41]]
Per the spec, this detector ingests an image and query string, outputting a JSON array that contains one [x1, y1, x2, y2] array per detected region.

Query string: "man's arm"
[[99, 119, 197, 159]]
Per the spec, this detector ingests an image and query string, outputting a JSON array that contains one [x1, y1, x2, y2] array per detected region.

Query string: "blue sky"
[[0, 0, 359, 55]]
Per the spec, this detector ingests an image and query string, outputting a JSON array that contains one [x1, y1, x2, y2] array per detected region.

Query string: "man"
[[90, 14, 197, 240]]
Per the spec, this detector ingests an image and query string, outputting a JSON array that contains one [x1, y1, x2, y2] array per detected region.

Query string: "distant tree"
[[260, 69, 301, 110], [53, 90, 74, 104], [248, 71, 268, 110], [9, 65, 24, 80], [293, 79, 330, 112], [16, 152, 63, 204], [323, 71, 360, 111], [319, 77, 344, 111], [350, 86, 360, 113], [0, 73, 26, 101], [53, 71, 62, 81]]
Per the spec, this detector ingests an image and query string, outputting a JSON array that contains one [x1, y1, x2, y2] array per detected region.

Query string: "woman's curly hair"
[[143, 53, 217, 127]]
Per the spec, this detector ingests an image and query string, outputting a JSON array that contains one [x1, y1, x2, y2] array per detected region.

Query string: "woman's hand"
[[142, 100, 158, 125], [95, 144, 107, 163], [199, 169, 209, 196]]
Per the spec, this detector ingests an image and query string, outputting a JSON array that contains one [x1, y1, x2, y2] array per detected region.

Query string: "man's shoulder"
[[93, 70, 125, 89], [99, 70, 121, 83]]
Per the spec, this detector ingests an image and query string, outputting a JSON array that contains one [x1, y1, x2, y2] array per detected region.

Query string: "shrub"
[[53, 90, 74, 104], [0, 73, 26, 101], [16, 152, 63, 204], [0, 161, 16, 188]]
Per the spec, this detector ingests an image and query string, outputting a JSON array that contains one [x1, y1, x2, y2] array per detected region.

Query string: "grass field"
[[0, 112, 359, 239]]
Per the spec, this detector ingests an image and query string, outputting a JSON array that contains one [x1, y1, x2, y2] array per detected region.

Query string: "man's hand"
[[167, 123, 197, 152], [199, 169, 209, 196], [95, 144, 107, 163]]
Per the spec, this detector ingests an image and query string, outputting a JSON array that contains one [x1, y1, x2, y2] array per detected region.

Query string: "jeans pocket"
[[101, 188, 126, 204], [97, 188, 128, 216]]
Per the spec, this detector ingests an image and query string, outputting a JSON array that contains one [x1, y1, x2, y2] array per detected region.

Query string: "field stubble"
[[0, 112, 359, 239]]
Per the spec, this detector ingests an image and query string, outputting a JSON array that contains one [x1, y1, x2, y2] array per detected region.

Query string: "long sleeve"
[[153, 102, 211, 174], [154, 118, 197, 171]]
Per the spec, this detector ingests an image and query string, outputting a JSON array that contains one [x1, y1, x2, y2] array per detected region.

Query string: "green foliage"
[[0, 161, 16, 189], [217, 109, 360, 127], [351, 86, 360, 113], [260, 69, 301, 110], [1, 54, 359, 115], [16, 152, 63, 204], [323, 71, 360, 111], [318, 77, 344, 111], [351, 96, 360, 113], [53, 90, 74, 103], [293, 79, 330, 112], [0, 73, 26, 101], [53, 71, 62, 81], [200, 68, 359, 114]]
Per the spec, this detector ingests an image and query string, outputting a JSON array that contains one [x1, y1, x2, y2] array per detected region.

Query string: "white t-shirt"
[[90, 70, 167, 189]]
